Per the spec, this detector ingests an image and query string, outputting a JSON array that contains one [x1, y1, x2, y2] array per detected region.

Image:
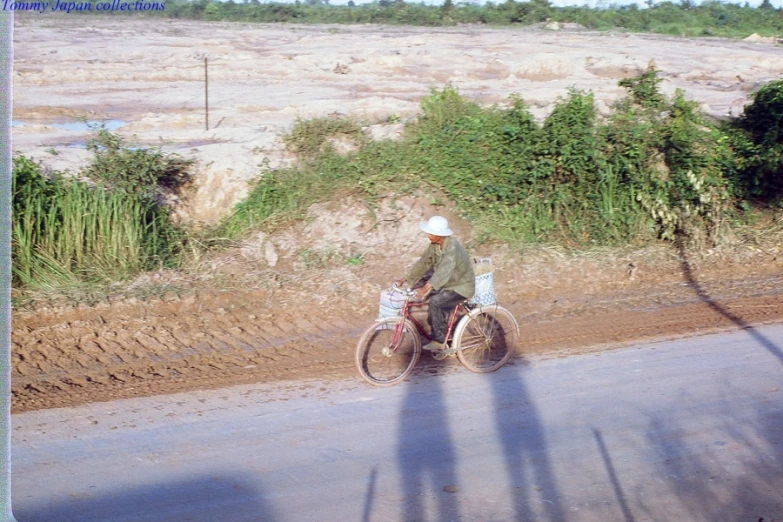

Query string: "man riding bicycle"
[[396, 216, 475, 353]]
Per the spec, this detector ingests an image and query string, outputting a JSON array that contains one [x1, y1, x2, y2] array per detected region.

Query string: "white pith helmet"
[[420, 215, 453, 236]]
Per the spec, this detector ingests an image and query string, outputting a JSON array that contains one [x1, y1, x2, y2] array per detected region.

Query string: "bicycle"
[[355, 285, 519, 386]]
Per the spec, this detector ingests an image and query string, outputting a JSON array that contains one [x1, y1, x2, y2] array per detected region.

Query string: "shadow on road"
[[13, 473, 278, 522], [640, 390, 783, 521], [492, 363, 567, 521], [593, 428, 635, 522], [677, 237, 783, 365], [361, 466, 378, 522], [397, 375, 460, 522]]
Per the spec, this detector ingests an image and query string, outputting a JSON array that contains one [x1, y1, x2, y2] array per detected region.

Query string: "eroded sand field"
[[13, 16, 783, 223], [10, 17, 783, 412]]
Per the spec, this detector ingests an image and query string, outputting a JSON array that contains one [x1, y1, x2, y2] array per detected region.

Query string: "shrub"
[[730, 79, 783, 203], [83, 128, 194, 200]]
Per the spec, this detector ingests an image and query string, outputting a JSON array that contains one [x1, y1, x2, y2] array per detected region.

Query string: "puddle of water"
[[65, 142, 149, 150], [12, 119, 126, 131], [13, 119, 127, 149], [174, 139, 222, 149]]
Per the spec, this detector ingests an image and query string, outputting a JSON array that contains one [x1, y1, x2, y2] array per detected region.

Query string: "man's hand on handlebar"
[[392, 279, 431, 300]]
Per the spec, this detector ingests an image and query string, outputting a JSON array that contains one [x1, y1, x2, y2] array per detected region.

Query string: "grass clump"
[[283, 116, 365, 157], [216, 115, 400, 239]]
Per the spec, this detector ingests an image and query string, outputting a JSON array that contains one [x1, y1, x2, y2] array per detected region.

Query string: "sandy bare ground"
[[10, 17, 783, 412], [12, 17, 783, 223]]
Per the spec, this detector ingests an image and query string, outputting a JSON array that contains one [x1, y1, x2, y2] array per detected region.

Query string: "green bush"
[[225, 69, 745, 247], [729, 79, 783, 203], [83, 128, 194, 200], [617, 66, 667, 111]]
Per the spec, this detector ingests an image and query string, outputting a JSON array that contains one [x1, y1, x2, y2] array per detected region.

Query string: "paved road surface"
[[11, 325, 783, 521]]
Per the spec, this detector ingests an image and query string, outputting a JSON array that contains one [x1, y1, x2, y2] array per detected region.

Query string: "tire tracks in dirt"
[[11, 275, 783, 413]]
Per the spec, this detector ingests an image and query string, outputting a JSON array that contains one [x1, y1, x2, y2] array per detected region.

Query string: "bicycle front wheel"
[[355, 317, 421, 386], [453, 305, 518, 373]]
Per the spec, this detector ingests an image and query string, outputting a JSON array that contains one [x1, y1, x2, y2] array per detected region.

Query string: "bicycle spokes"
[[464, 316, 495, 348], [356, 317, 422, 386], [455, 307, 517, 373]]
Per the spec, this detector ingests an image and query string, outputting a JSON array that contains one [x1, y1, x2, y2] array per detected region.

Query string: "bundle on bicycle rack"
[[468, 258, 496, 306], [377, 287, 407, 321]]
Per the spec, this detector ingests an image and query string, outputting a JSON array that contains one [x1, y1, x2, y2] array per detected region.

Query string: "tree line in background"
[[47, 0, 783, 39], [12, 71, 783, 290]]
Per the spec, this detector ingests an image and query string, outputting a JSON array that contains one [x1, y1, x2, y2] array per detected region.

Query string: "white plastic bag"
[[469, 258, 496, 306], [377, 288, 407, 321]]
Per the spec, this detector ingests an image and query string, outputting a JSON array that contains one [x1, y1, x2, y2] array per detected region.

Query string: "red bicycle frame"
[[389, 296, 472, 351]]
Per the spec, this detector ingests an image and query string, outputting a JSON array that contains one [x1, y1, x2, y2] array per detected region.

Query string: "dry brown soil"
[[12, 243, 783, 413]]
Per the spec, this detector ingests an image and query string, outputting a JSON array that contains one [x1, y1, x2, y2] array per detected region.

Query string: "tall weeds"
[[12, 155, 182, 289]]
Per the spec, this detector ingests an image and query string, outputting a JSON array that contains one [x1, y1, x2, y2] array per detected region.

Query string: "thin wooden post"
[[204, 56, 209, 131]]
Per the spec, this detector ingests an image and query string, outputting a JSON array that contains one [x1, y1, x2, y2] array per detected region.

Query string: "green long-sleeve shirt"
[[405, 237, 475, 299]]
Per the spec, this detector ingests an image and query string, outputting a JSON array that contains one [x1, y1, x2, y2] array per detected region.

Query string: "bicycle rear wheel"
[[453, 305, 518, 373], [355, 317, 421, 386]]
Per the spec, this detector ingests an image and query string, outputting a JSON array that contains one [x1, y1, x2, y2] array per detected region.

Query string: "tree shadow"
[[13, 472, 278, 522], [396, 378, 460, 522], [491, 363, 567, 521], [361, 466, 378, 522], [636, 388, 783, 521], [592, 428, 635, 522], [676, 236, 783, 365]]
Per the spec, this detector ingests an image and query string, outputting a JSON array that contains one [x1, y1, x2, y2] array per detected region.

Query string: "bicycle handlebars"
[[391, 282, 432, 301], [391, 282, 416, 298]]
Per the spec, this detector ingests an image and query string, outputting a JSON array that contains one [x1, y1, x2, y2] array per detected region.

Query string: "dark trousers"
[[428, 289, 465, 343]]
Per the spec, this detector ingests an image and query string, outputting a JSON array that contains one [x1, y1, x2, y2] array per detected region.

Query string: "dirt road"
[[12, 262, 783, 413]]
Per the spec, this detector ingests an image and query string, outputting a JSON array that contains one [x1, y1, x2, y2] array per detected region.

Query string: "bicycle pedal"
[[432, 348, 458, 360]]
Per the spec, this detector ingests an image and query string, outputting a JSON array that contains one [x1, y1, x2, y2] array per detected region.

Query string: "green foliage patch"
[[83, 128, 194, 199], [225, 67, 779, 248], [728, 79, 783, 203], [283, 116, 365, 158]]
